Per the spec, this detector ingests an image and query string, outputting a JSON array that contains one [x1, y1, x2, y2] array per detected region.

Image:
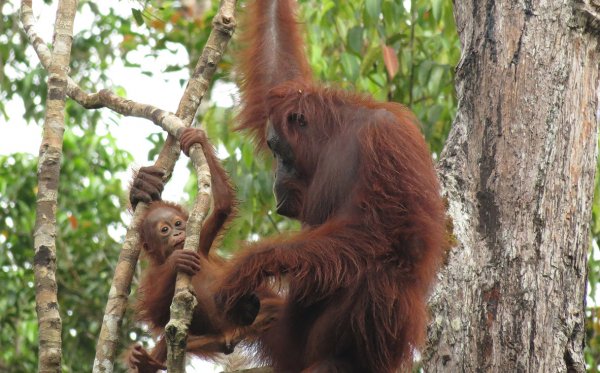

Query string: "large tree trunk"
[[424, 1, 599, 372]]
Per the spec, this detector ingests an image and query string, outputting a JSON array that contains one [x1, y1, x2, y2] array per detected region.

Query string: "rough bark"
[[93, 1, 237, 371], [423, 1, 599, 372], [29, 0, 78, 372], [162, 2, 238, 371], [164, 145, 211, 372]]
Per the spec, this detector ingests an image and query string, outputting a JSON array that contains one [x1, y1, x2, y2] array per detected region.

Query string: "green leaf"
[[321, 0, 336, 16], [432, 0, 443, 21], [427, 104, 444, 125], [132, 8, 144, 26], [428, 65, 444, 93], [418, 60, 433, 85], [347, 26, 363, 55], [164, 64, 185, 73], [360, 46, 380, 76], [365, 0, 382, 23], [341, 53, 360, 81]]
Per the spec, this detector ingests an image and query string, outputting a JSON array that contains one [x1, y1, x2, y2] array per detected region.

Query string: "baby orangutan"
[[126, 128, 281, 372]]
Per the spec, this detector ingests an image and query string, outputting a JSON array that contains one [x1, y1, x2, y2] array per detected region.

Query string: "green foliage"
[[0, 128, 135, 372], [1, 0, 459, 370], [300, 0, 459, 155]]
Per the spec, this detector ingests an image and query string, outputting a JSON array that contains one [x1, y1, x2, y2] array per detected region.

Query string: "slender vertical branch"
[[28, 0, 78, 372], [164, 143, 211, 372], [156, 0, 237, 173], [93, 1, 237, 371], [164, 3, 237, 371]]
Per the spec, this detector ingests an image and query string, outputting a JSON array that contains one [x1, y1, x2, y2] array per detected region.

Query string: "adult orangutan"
[[212, 0, 447, 372], [126, 128, 280, 372]]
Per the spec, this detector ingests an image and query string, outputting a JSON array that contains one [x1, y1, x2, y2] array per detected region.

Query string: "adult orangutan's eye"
[[287, 113, 307, 127]]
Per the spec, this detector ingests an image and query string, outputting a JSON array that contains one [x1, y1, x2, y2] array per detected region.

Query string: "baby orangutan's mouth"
[[173, 237, 186, 249]]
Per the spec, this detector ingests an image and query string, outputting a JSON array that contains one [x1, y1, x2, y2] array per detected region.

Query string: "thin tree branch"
[[92, 1, 237, 371], [21, 7, 189, 131], [26, 0, 78, 371], [164, 2, 237, 370], [163, 141, 211, 372]]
